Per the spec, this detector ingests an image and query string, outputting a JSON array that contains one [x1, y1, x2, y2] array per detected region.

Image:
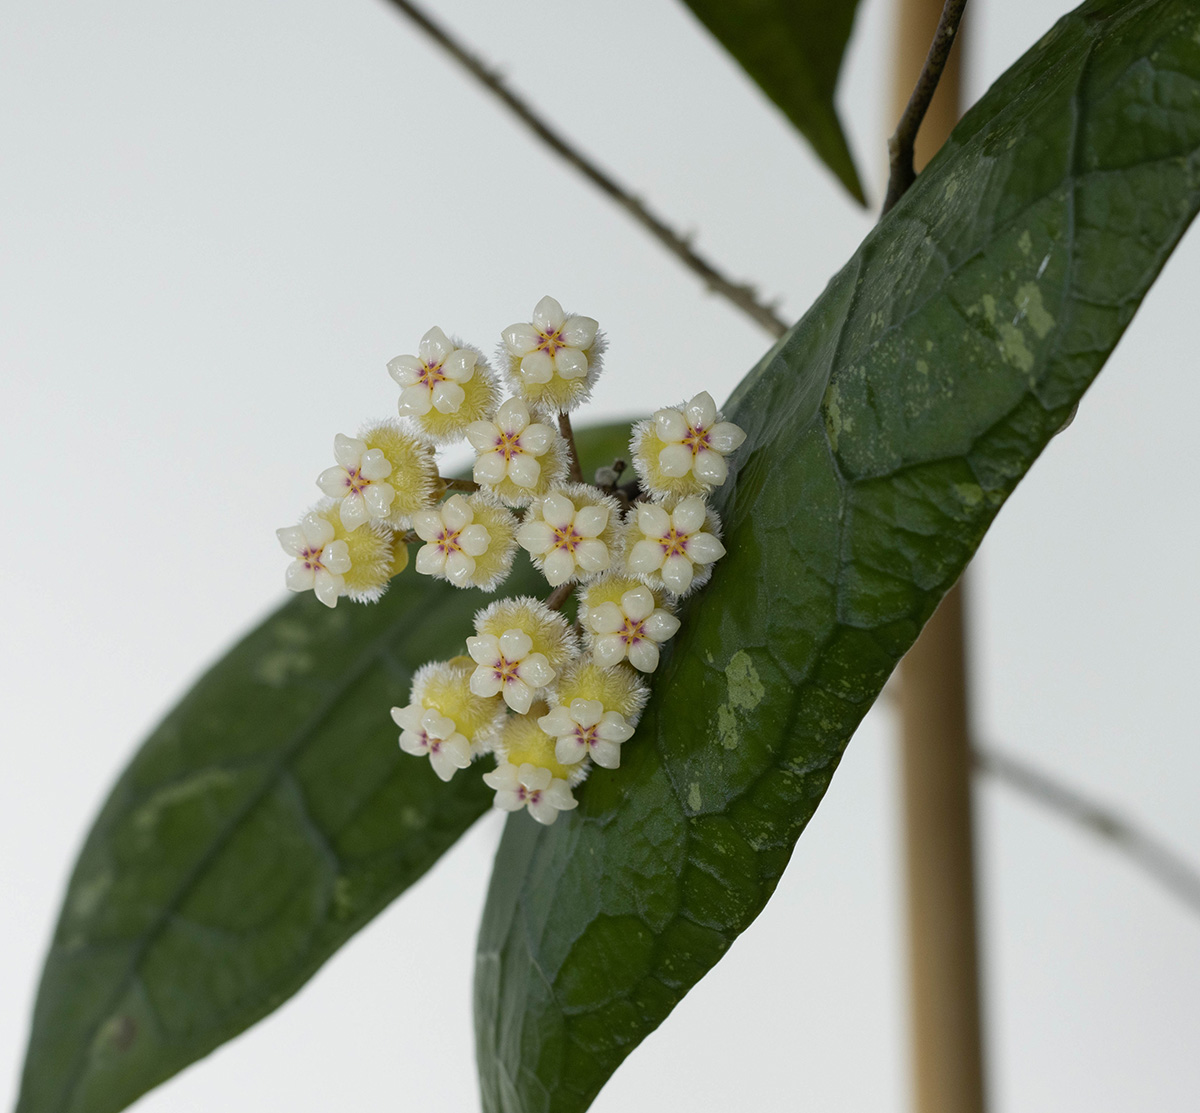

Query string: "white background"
[[3, 0, 1199, 1110]]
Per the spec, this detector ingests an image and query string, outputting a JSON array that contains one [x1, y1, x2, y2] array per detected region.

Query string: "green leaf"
[[679, 0, 866, 202], [475, 2, 1200, 1109], [16, 425, 631, 1113]]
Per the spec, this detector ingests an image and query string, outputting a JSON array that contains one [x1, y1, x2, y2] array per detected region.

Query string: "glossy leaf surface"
[[679, 0, 866, 201], [16, 426, 631, 1113], [475, 3, 1200, 1110]]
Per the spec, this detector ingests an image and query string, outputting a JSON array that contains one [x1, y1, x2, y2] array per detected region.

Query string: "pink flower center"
[[343, 466, 370, 496], [619, 617, 647, 646], [659, 527, 689, 558], [553, 524, 582, 553], [417, 360, 447, 388], [436, 527, 464, 555], [573, 724, 599, 751], [536, 329, 565, 356], [493, 656, 520, 685], [299, 546, 327, 572], [495, 430, 522, 461], [517, 785, 542, 804], [681, 424, 711, 456]]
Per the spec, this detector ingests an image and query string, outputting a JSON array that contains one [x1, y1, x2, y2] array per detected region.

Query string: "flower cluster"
[[277, 296, 746, 824]]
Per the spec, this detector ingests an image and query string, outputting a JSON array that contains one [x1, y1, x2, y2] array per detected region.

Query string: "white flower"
[[482, 762, 578, 825], [586, 584, 681, 673], [466, 397, 562, 499], [516, 489, 616, 587], [627, 497, 726, 596], [412, 494, 494, 588], [277, 512, 351, 608], [502, 296, 597, 384], [538, 700, 635, 770], [500, 296, 603, 414], [390, 704, 473, 782], [316, 433, 395, 530], [388, 326, 478, 417], [650, 392, 746, 487], [466, 629, 556, 714]]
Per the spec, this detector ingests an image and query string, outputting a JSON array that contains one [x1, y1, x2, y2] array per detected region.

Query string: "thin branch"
[[976, 746, 1200, 917], [441, 476, 480, 494], [378, 0, 788, 340], [883, 0, 969, 215], [557, 413, 584, 483]]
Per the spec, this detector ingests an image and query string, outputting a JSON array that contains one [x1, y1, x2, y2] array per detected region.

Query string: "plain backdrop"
[[3, 0, 1199, 1110]]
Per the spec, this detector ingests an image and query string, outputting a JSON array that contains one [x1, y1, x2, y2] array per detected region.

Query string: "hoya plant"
[[13, 0, 1200, 1110]]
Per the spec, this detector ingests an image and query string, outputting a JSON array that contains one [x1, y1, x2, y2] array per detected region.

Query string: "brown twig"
[[883, 0, 969, 215], [976, 747, 1200, 917], [557, 413, 584, 483], [545, 581, 576, 612], [377, 0, 788, 340], [441, 476, 480, 494]]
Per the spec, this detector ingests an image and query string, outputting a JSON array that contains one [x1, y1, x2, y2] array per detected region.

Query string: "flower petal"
[[561, 315, 598, 348], [277, 526, 306, 556], [587, 601, 624, 635], [284, 561, 315, 592], [517, 423, 554, 454], [322, 540, 351, 575], [313, 570, 343, 608], [517, 652, 555, 689], [411, 510, 443, 542], [502, 322, 540, 356], [672, 497, 707, 534], [469, 666, 503, 698], [441, 495, 474, 532], [553, 348, 588, 380], [573, 504, 609, 537], [537, 707, 576, 736], [693, 449, 728, 485], [339, 494, 368, 531], [364, 482, 395, 516], [495, 396, 530, 432], [458, 523, 491, 557], [708, 421, 746, 453], [542, 548, 577, 586], [657, 443, 693, 477], [360, 449, 392, 481], [532, 295, 565, 333], [398, 384, 433, 416], [574, 539, 610, 573], [419, 326, 454, 363], [591, 634, 627, 668], [628, 539, 666, 574], [516, 520, 556, 555], [507, 454, 542, 489], [498, 628, 533, 660], [684, 391, 717, 429], [519, 350, 554, 384], [653, 408, 688, 442], [502, 678, 533, 714], [431, 379, 466, 413], [443, 349, 476, 381], [466, 634, 501, 665], [627, 639, 661, 673], [386, 354, 423, 386], [686, 532, 726, 564], [540, 492, 575, 529], [643, 609, 681, 641], [570, 699, 604, 729], [636, 502, 670, 537], [415, 544, 447, 576], [590, 739, 622, 770], [661, 554, 694, 594], [466, 420, 500, 452], [300, 513, 334, 548], [444, 550, 477, 586], [474, 451, 509, 485], [621, 586, 655, 622]]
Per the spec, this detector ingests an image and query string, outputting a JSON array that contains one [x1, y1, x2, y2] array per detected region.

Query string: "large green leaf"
[[679, 0, 866, 202], [475, 2, 1200, 1109], [16, 426, 631, 1113]]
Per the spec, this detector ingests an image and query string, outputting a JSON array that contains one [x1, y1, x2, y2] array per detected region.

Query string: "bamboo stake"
[[892, 3, 987, 1112]]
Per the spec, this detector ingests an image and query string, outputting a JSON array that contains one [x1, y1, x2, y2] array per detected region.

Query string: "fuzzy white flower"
[[466, 629, 556, 714], [391, 705, 473, 782], [586, 584, 681, 673], [516, 488, 618, 587], [500, 296, 603, 414], [538, 699, 635, 769], [631, 392, 747, 497], [482, 762, 578, 825], [317, 434, 395, 530], [388, 326, 477, 417], [277, 512, 351, 608], [466, 397, 565, 503], [411, 494, 516, 591], [627, 496, 726, 596]]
